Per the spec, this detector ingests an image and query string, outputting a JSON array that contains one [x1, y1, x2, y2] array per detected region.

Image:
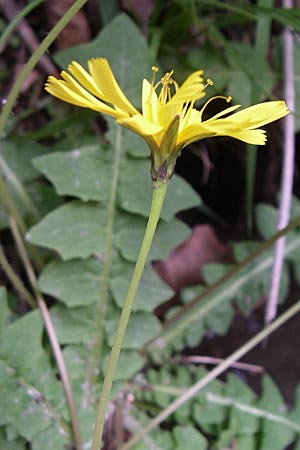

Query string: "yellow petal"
[[117, 114, 163, 136], [68, 61, 104, 98], [171, 70, 205, 104], [220, 101, 289, 129], [142, 79, 159, 122], [45, 74, 123, 117], [178, 124, 217, 147], [88, 58, 138, 116], [181, 121, 267, 146], [157, 101, 182, 128]]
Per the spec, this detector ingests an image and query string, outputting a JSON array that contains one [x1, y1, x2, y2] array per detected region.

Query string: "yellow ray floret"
[[45, 58, 289, 182]]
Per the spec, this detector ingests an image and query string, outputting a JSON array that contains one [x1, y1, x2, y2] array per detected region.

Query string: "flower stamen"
[[151, 66, 159, 87], [154, 70, 179, 104], [199, 94, 232, 120]]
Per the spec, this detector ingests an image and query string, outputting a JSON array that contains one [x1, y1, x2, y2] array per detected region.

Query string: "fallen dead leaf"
[[153, 224, 233, 291]]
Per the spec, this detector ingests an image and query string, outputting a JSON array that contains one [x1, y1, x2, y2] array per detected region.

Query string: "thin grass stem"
[[9, 216, 83, 450]]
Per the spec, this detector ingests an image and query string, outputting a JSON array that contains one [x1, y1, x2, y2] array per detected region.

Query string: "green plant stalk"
[[86, 126, 122, 406], [91, 181, 168, 450], [120, 298, 300, 450], [9, 216, 83, 450]]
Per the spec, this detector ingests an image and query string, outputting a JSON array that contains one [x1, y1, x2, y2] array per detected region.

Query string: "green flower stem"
[[120, 298, 300, 450], [91, 181, 168, 450]]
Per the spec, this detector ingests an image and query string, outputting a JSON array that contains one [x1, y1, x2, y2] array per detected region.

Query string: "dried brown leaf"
[[154, 225, 233, 291]]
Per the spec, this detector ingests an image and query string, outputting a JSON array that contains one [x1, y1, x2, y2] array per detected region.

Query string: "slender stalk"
[[9, 217, 83, 450], [0, 242, 36, 308], [86, 126, 122, 405], [137, 384, 300, 433], [0, 153, 40, 221], [120, 299, 300, 450], [0, 174, 43, 270], [0, 0, 88, 271], [91, 181, 168, 450], [0, 0, 88, 136], [0, 0, 44, 52], [265, 0, 295, 325]]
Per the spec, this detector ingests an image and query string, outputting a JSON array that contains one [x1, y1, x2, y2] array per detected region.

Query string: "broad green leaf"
[[106, 311, 162, 349], [124, 133, 149, 158], [54, 13, 153, 107], [111, 262, 173, 312], [26, 201, 107, 260], [0, 431, 25, 450], [38, 258, 102, 307], [115, 214, 190, 261], [206, 301, 234, 335], [0, 311, 69, 448], [173, 367, 193, 422], [193, 371, 226, 427], [202, 263, 233, 284], [226, 374, 258, 435], [118, 157, 200, 220], [173, 425, 207, 450], [114, 349, 145, 379], [33, 144, 113, 201], [259, 375, 295, 450], [50, 303, 96, 344], [184, 317, 205, 348], [0, 140, 58, 229], [255, 203, 278, 238], [0, 287, 10, 333], [0, 139, 48, 183], [236, 435, 256, 450], [40, 258, 172, 311], [128, 409, 174, 450], [31, 426, 69, 450]]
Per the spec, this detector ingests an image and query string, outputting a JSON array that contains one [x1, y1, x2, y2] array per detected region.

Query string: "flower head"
[[45, 58, 289, 184]]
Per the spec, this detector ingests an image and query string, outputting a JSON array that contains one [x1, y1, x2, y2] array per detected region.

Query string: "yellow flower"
[[45, 58, 289, 183]]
